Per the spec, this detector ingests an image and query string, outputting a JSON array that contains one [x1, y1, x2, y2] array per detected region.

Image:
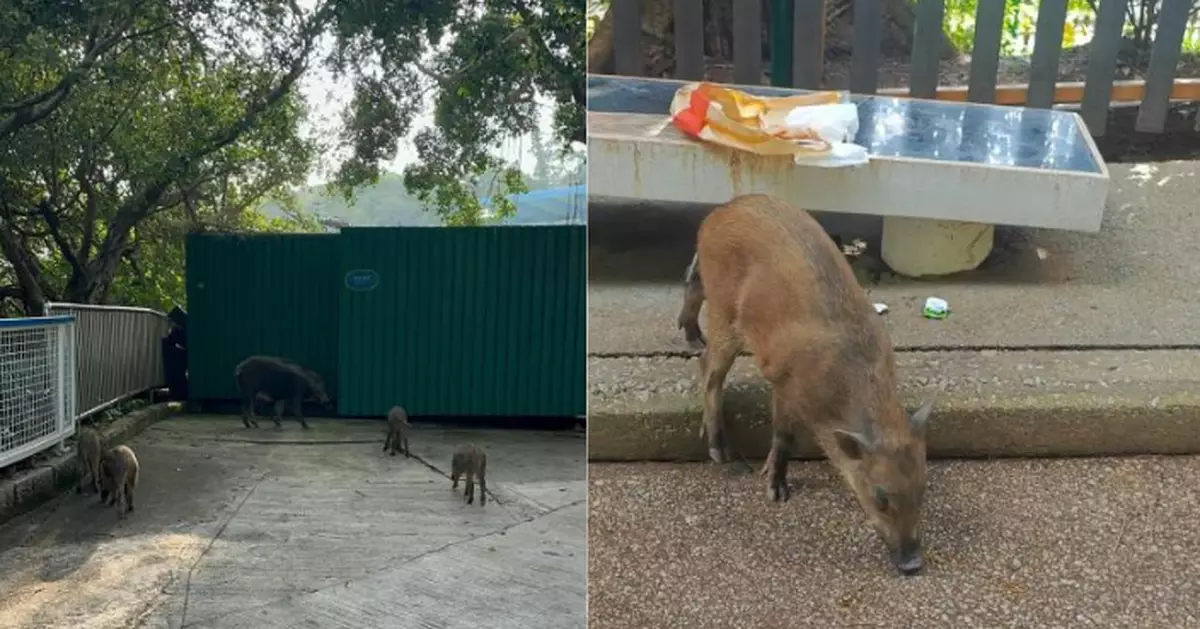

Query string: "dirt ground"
[[0, 416, 586, 629]]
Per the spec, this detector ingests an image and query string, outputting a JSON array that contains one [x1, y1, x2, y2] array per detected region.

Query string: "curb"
[[587, 351, 1200, 462], [0, 402, 183, 525]]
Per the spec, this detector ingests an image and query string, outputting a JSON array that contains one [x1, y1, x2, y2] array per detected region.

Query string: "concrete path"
[[589, 458, 1200, 629], [589, 161, 1200, 354], [0, 417, 585, 629]]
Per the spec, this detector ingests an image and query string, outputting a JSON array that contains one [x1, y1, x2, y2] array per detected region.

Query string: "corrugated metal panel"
[[186, 233, 341, 400], [336, 226, 585, 418]]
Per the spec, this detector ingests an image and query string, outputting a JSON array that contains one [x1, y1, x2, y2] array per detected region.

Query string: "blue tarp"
[[484, 185, 587, 226]]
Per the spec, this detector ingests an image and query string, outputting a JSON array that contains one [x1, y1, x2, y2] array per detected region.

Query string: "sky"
[[294, 2, 560, 187]]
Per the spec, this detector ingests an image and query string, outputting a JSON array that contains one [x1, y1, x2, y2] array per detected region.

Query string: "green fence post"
[[770, 0, 795, 87]]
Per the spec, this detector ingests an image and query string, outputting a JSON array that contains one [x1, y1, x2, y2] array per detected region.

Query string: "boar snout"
[[892, 537, 923, 576]]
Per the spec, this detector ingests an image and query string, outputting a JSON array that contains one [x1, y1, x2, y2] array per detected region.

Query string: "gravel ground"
[[589, 458, 1200, 628]]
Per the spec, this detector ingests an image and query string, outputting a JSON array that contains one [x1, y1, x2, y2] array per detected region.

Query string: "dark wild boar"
[[384, 406, 410, 457], [75, 426, 103, 495], [99, 445, 139, 519], [235, 356, 331, 430], [677, 194, 935, 576], [450, 445, 487, 506]]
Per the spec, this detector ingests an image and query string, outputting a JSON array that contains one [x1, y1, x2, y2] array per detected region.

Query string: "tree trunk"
[[586, 0, 958, 83], [0, 227, 50, 315], [62, 229, 131, 305]]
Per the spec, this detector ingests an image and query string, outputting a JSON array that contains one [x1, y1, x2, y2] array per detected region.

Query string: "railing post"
[[770, 0, 795, 87], [54, 319, 71, 454]]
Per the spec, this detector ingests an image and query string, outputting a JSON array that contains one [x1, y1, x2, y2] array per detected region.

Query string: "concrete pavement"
[[588, 457, 1200, 629], [0, 416, 585, 629]]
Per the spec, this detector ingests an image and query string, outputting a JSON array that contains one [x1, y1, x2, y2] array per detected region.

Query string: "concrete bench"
[[587, 75, 1111, 277]]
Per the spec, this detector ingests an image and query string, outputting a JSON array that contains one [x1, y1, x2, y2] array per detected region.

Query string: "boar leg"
[[465, 471, 475, 504], [766, 391, 799, 502], [698, 309, 741, 465], [403, 434, 410, 458], [125, 480, 135, 513], [116, 484, 127, 519], [293, 393, 310, 429], [451, 465, 460, 489], [383, 428, 392, 453], [242, 395, 258, 428], [677, 267, 707, 349], [92, 462, 103, 494], [271, 399, 285, 429], [766, 433, 793, 503], [478, 463, 486, 506]]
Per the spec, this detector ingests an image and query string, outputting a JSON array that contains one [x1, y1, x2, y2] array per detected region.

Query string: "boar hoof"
[[768, 479, 789, 503]]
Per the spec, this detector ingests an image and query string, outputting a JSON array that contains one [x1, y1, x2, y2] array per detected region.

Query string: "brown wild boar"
[[75, 426, 103, 495], [676, 194, 935, 576], [384, 406, 410, 457], [99, 445, 139, 519], [450, 445, 487, 506]]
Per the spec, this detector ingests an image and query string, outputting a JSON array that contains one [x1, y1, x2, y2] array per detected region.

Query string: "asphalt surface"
[[588, 161, 1200, 353], [589, 458, 1200, 629], [0, 417, 586, 629]]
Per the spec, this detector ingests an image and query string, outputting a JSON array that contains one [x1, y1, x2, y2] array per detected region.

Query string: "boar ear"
[[833, 428, 876, 460], [909, 397, 935, 436]]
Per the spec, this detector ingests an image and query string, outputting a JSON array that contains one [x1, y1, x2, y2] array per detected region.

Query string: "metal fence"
[[604, 0, 1196, 136], [44, 302, 169, 421], [0, 316, 76, 469]]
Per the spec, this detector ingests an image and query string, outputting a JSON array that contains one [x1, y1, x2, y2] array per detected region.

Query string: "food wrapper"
[[669, 82, 870, 168]]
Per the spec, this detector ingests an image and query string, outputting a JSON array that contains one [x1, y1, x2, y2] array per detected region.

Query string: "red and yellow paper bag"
[[669, 82, 846, 159]]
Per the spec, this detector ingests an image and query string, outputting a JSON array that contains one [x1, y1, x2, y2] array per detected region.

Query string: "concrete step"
[[587, 349, 1200, 460]]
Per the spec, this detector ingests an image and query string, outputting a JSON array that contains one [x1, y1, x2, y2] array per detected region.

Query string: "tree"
[[0, 0, 329, 315], [327, 0, 586, 225]]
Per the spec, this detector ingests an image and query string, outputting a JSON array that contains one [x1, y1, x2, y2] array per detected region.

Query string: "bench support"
[[880, 217, 995, 277]]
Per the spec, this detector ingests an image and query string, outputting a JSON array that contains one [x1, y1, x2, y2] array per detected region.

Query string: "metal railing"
[[44, 302, 170, 421], [602, 0, 1197, 136], [0, 316, 76, 468]]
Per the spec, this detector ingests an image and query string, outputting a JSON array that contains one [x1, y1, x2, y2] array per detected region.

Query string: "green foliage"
[[0, 0, 324, 314], [328, 0, 586, 224], [941, 0, 1199, 56]]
